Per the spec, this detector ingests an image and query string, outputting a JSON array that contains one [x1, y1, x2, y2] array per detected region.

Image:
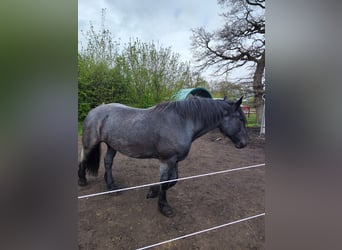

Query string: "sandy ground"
[[78, 127, 265, 249]]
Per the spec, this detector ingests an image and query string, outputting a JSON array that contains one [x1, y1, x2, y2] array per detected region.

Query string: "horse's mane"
[[152, 97, 231, 126]]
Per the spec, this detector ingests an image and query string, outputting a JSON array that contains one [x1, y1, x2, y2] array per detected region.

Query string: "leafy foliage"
[[117, 39, 191, 107], [78, 11, 193, 120]]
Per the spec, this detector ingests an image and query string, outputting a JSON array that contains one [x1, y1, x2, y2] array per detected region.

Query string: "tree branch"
[[191, 0, 264, 78], [246, 0, 265, 9]]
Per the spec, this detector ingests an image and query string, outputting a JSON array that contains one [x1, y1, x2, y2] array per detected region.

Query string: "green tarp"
[[172, 87, 212, 100]]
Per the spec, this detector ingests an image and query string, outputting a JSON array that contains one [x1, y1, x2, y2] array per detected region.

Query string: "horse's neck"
[[191, 118, 221, 141]]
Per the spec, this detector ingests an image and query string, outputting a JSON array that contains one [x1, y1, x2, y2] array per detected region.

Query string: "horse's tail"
[[80, 107, 105, 177], [80, 143, 101, 176]]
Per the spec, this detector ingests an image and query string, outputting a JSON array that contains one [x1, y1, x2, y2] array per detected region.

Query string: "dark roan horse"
[[78, 96, 248, 216]]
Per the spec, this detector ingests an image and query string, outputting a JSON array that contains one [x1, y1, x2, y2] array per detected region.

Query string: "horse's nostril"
[[235, 141, 247, 149]]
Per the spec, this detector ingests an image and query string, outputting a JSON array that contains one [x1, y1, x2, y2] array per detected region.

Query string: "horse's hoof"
[[159, 204, 174, 217], [78, 178, 88, 186], [146, 186, 159, 199]]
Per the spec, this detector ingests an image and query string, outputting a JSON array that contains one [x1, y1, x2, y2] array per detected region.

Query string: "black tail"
[[85, 143, 101, 176]]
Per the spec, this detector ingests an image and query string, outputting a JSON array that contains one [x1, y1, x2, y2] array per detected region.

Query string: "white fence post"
[[260, 94, 265, 136]]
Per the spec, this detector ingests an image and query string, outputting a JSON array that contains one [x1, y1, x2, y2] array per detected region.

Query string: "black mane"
[[152, 97, 231, 126]]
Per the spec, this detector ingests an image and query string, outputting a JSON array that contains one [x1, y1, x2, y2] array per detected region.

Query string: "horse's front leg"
[[104, 146, 117, 190], [158, 158, 179, 217]]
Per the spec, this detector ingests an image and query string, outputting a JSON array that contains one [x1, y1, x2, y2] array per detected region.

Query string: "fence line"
[[136, 213, 266, 250], [78, 163, 265, 199]]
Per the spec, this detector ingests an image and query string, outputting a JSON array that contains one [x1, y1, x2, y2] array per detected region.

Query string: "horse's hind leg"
[[146, 185, 160, 198], [157, 158, 179, 217], [104, 145, 117, 190], [78, 148, 88, 186]]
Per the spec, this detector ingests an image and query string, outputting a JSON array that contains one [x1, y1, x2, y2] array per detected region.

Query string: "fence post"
[[260, 94, 265, 136]]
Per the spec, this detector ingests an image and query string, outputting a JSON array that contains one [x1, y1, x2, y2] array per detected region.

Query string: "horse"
[[78, 96, 248, 216]]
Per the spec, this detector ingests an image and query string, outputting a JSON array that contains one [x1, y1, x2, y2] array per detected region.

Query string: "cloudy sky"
[[78, 0, 245, 80]]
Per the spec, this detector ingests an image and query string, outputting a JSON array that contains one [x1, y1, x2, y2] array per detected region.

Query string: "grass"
[[78, 121, 83, 136], [246, 113, 260, 127]]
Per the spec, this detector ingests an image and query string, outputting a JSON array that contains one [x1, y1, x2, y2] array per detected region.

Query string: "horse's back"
[[84, 103, 149, 131], [85, 103, 145, 121], [83, 103, 154, 144]]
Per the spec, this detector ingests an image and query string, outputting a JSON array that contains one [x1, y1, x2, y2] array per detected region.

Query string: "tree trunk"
[[252, 51, 265, 124]]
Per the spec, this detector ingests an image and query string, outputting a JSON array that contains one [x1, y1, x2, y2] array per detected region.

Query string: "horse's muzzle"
[[235, 139, 248, 149]]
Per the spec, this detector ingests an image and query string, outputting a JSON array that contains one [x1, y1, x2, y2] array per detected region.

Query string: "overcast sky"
[[78, 0, 246, 81]]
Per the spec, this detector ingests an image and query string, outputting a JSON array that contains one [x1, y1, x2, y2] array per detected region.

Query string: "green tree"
[[78, 10, 194, 120], [79, 9, 119, 67], [78, 54, 91, 121], [212, 81, 244, 100], [118, 39, 191, 107], [78, 9, 125, 120], [184, 71, 210, 89]]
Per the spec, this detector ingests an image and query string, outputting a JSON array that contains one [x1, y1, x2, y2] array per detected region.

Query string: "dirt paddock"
[[78, 127, 265, 249]]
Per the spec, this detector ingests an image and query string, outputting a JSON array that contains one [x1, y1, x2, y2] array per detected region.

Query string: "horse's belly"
[[116, 145, 158, 159]]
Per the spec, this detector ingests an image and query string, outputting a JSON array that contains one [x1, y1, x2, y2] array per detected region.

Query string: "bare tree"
[[191, 0, 265, 123]]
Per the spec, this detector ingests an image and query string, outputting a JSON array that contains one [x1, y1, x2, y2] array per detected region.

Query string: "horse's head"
[[219, 96, 248, 149]]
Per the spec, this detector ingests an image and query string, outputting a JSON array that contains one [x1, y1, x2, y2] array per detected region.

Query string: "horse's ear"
[[233, 96, 243, 111], [223, 96, 227, 101]]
